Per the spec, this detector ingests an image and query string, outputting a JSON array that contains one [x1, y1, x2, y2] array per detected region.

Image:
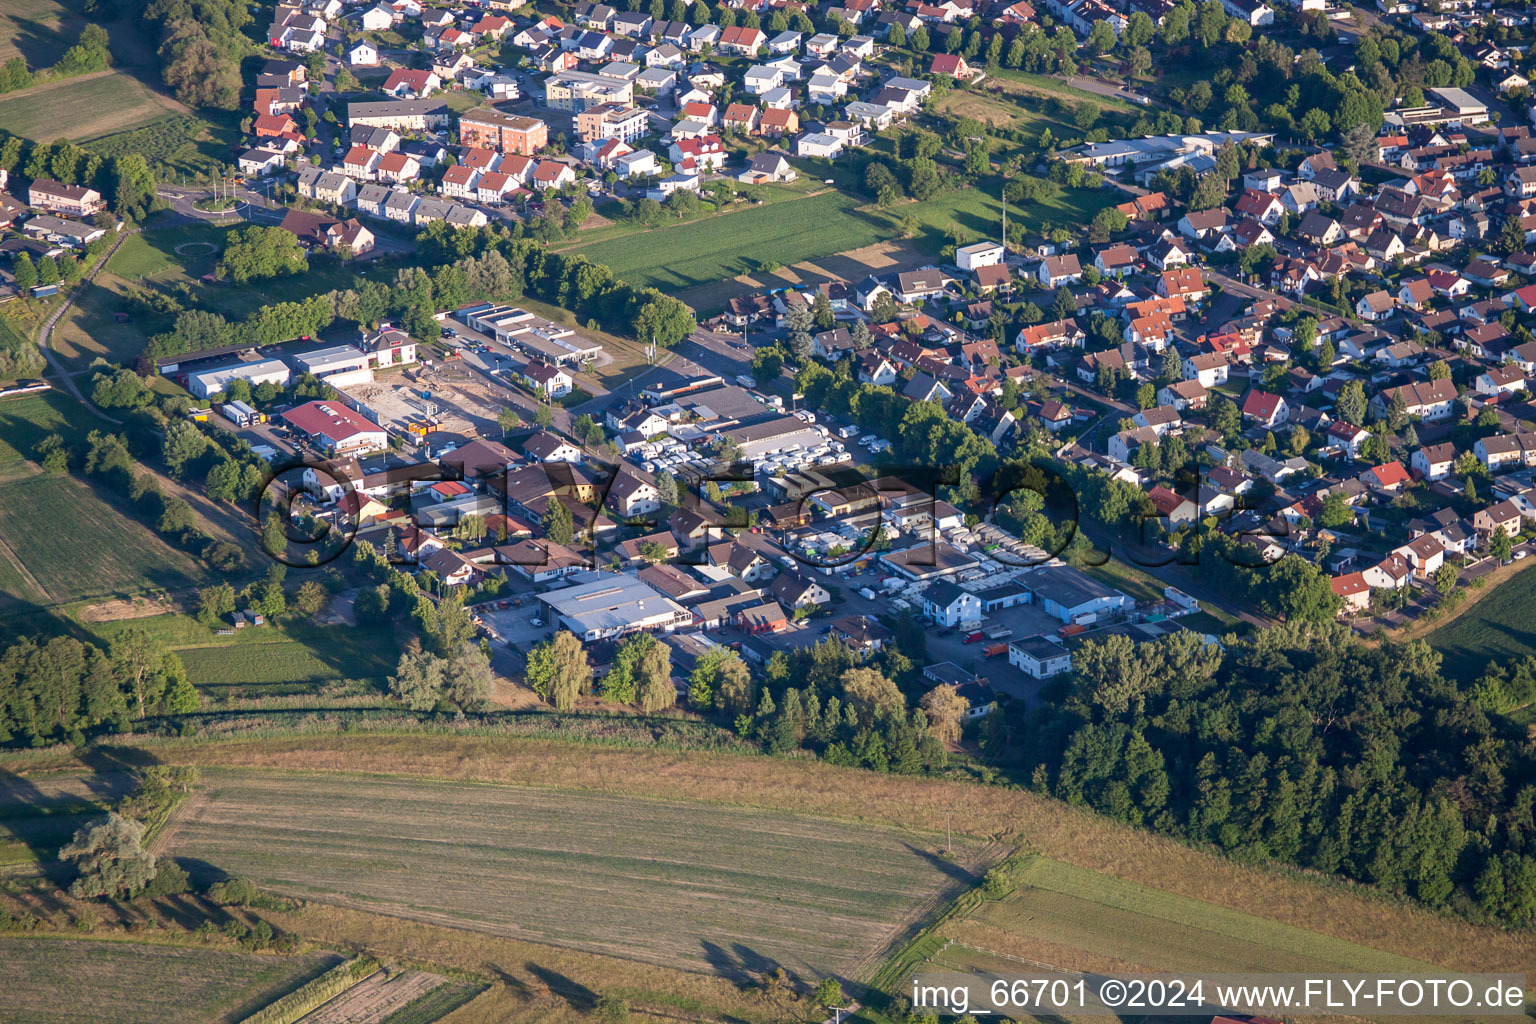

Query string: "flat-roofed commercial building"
[[539, 572, 693, 640], [188, 358, 292, 400]]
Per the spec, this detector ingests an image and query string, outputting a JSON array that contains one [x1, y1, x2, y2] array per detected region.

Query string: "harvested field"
[[108, 734, 1536, 974], [295, 968, 456, 1024], [161, 769, 984, 979], [377, 980, 484, 1024], [0, 770, 136, 874], [0, 936, 341, 1024]]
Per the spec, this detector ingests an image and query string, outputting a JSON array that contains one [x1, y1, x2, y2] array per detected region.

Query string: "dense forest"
[[0, 632, 197, 744], [139, 0, 249, 109], [982, 623, 1536, 927]]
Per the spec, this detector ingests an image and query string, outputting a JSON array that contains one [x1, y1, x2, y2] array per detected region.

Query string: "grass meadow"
[[0, 391, 217, 619], [1, 937, 341, 1024], [82, 613, 400, 696], [0, 770, 137, 875], [161, 768, 981, 979], [0, 0, 85, 67], [572, 190, 892, 293], [937, 856, 1449, 978], [1427, 562, 1536, 682], [52, 220, 366, 369], [0, 472, 206, 613]]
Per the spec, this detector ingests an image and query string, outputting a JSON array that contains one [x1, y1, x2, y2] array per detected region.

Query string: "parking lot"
[[829, 574, 1063, 704]]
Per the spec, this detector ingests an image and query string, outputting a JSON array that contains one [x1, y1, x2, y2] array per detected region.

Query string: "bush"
[[138, 860, 190, 899], [206, 876, 261, 906]]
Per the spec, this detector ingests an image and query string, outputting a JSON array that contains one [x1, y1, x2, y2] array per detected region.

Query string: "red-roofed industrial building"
[[282, 400, 388, 456]]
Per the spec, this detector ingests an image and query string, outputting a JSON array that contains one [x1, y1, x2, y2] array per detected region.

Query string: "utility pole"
[[1000, 180, 1007, 252], [946, 811, 952, 855]]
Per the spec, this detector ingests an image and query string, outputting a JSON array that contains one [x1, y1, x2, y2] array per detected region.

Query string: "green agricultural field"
[[572, 190, 892, 292], [83, 614, 399, 694], [163, 769, 982, 980], [936, 856, 1447, 978], [2, 937, 342, 1024], [1427, 563, 1536, 682], [0, 72, 182, 142], [0, 474, 207, 612]]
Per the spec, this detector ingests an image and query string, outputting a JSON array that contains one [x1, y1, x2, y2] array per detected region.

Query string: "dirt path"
[[674, 237, 927, 313], [36, 228, 137, 417]]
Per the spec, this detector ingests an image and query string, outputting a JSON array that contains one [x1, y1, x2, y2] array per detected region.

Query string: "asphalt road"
[[155, 184, 417, 257]]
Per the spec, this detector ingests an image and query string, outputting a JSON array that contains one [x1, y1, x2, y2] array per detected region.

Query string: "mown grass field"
[[0, 473, 207, 612], [82, 614, 400, 694], [0, 770, 136, 875], [1427, 562, 1536, 682], [162, 769, 981, 979], [572, 190, 892, 293], [936, 856, 1448, 979], [0, 71, 182, 142], [2, 937, 342, 1024], [0, 0, 82, 66]]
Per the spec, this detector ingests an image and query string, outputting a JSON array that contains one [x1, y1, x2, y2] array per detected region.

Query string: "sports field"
[[1, 937, 341, 1024], [1427, 562, 1536, 682], [162, 769, 981, 979], [936, 857, 1447, 979], [572, 190, 892, 292]]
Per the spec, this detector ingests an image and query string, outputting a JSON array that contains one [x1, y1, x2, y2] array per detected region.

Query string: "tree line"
[[0, 629, 197, 746], [139, 0, 248, 110], [1001, 623, 1536, 927], [142, 223, 694, 363]]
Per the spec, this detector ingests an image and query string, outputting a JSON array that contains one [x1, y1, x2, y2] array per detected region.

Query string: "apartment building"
[[457, 108, 549, 156]]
